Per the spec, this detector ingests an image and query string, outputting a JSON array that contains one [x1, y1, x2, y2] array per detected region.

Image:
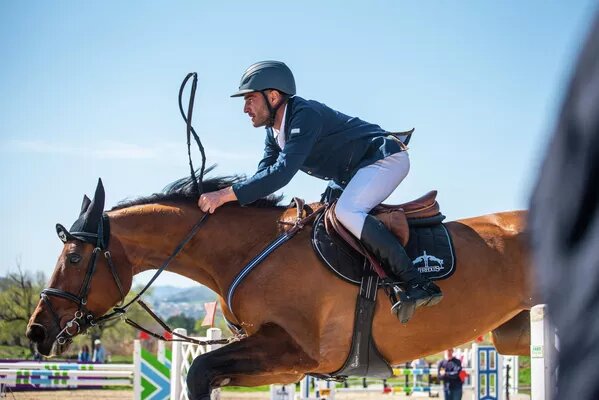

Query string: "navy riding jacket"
[[232, 96, 405, 205]]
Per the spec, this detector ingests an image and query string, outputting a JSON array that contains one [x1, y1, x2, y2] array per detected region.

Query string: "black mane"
[[111, 169, 284, 211]]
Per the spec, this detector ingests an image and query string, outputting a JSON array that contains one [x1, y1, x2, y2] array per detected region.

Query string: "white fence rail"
[[171, 327, 223, 400]]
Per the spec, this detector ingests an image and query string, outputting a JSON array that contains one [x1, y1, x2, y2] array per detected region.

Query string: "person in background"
[[411, 357, 428, 387], [437, 348, 463, 400], [78, 344, 90, 362], [92, 339, 106, 363]]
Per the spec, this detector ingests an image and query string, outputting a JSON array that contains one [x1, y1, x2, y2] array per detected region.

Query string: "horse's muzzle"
[[26, 323, 47, 344]]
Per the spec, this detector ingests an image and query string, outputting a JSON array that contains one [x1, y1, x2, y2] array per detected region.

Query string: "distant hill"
[[147, 285, 217, 304]]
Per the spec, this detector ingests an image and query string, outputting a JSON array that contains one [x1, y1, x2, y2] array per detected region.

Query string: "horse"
[[26, 175, 537, 399]]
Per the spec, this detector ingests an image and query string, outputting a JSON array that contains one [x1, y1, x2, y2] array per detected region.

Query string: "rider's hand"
[[198, 187, 237, 214]]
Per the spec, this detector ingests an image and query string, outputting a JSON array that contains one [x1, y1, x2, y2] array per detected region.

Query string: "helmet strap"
[[260, 90, 287, 128]]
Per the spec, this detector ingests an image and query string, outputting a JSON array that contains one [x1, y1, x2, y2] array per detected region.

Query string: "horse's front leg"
[[186, 322, 318, 400]]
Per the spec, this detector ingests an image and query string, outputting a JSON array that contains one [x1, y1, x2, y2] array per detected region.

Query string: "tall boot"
[[360, 215, 443, 322]]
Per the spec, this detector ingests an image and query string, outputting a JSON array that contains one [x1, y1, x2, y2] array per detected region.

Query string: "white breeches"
[[335, 151, 410, 238]]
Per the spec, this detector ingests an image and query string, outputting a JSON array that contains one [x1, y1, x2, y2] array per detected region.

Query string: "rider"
[[198, 60, 442, 318]]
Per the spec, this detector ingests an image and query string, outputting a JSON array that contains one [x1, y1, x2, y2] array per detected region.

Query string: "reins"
[[42, 73, 236, 347], [178, 72, 207, 196], [97, 73, 225, 345]]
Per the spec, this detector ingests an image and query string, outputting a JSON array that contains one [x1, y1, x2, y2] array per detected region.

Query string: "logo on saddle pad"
[[412, 251, 444, 273]]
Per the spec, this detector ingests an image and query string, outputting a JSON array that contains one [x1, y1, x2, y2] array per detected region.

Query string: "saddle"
[[326, 190, 441, 255]]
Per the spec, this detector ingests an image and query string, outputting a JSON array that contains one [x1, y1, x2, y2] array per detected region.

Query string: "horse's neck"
[[107, 203, 283, 296]]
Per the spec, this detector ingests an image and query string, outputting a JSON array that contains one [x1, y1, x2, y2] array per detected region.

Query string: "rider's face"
[[243, 92, 270, 128]]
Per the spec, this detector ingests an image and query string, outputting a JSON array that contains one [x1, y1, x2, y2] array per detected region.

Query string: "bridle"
[[41, 212, 210, 345], [41, 214, 122, 345]]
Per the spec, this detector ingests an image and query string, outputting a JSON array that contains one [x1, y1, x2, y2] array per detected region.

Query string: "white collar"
[[273, 103, 288, 137]]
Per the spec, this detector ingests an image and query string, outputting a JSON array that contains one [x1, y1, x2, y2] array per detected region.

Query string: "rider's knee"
[[334, 202, 366, 238]]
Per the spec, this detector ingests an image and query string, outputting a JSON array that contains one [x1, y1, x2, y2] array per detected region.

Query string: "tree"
[[0, 260, 46, 358], [166, 314, 197, 333]]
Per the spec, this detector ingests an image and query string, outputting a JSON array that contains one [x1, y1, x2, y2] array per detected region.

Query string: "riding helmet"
[[231, 60, 296, 97]]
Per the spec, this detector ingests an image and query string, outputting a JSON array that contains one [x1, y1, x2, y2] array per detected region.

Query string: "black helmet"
[[231, 60, 296, 97]]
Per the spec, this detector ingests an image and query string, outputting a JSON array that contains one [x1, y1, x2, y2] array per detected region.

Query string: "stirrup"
[[391, 298, 417, 324], [387, 285, 416, 324], [388, 284, 443, 323]]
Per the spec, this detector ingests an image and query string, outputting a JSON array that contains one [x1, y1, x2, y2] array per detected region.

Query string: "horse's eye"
[[68, 253, 82, 264]]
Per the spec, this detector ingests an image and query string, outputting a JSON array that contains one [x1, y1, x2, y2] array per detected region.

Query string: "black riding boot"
[[360, 215, 443, 322]]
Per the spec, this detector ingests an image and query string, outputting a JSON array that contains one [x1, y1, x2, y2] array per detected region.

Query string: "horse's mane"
[[111, 167, 284, 211]]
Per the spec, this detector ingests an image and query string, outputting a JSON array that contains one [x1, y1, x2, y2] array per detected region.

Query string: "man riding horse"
[[198, 60, 443, 318]]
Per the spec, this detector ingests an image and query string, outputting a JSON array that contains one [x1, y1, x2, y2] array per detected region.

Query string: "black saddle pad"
[[311, 212, 456, 285]]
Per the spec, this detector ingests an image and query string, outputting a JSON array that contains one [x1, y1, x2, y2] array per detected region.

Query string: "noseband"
[[41, 212, 209, 345]]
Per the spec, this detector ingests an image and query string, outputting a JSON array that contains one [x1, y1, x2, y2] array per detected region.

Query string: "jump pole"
[[530, 304, 558, 400]]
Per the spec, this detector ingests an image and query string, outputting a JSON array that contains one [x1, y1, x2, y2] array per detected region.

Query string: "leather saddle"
[[322, 191, 443, 264], [279, 190, 441, 240], [280, 190, 449, 272]]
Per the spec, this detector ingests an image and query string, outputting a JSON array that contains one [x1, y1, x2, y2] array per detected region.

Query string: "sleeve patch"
[[291, 128, 300, 134]]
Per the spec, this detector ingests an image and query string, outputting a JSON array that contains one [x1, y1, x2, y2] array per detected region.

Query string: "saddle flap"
[[374, 190, 440, 219], [324, 202, 409, 250], [375, 210, 409, 247], [324, 203, 365, 256]]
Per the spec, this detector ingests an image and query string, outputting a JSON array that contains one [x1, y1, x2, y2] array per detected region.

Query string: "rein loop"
[[178, 72, 207, 195]]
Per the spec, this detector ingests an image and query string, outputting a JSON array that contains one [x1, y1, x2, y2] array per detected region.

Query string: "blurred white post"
[[299, 376, 311, 399], [271, 383, 296, 400], [471, 342, 479, 398], [530, 304, 558, 400], [133, 340, 141, 400], [206, 328, 222, 352], [171, 328, 187, 400], [207, 328, 222, 400], [157, 340, 166, 364]]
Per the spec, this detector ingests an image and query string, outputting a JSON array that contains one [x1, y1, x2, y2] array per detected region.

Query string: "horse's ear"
[[86, 178, 105, 223], [80, 195, 91, 217]]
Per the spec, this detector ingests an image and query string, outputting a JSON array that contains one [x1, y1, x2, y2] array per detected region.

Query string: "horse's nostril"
[[26, 323, 47, 343]]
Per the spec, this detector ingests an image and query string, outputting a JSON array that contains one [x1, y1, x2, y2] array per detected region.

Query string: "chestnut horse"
[[27, 176, 536, 399]]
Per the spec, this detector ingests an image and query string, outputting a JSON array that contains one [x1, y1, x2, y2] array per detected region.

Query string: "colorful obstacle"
[[292, 344, 519, 400], [0, 327, 223, 400], [0, 361, 134, 390]]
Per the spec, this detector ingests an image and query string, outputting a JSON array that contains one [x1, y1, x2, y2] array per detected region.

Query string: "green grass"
[[0, 345, 31, 359], [519, 355, 531, 394], [109, 354, 133, 364]]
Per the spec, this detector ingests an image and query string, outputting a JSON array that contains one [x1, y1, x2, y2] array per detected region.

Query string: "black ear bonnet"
[[56, 178, 110, 248]]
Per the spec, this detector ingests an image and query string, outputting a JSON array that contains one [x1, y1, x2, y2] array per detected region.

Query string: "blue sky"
[[0, 1, 596, 287]]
